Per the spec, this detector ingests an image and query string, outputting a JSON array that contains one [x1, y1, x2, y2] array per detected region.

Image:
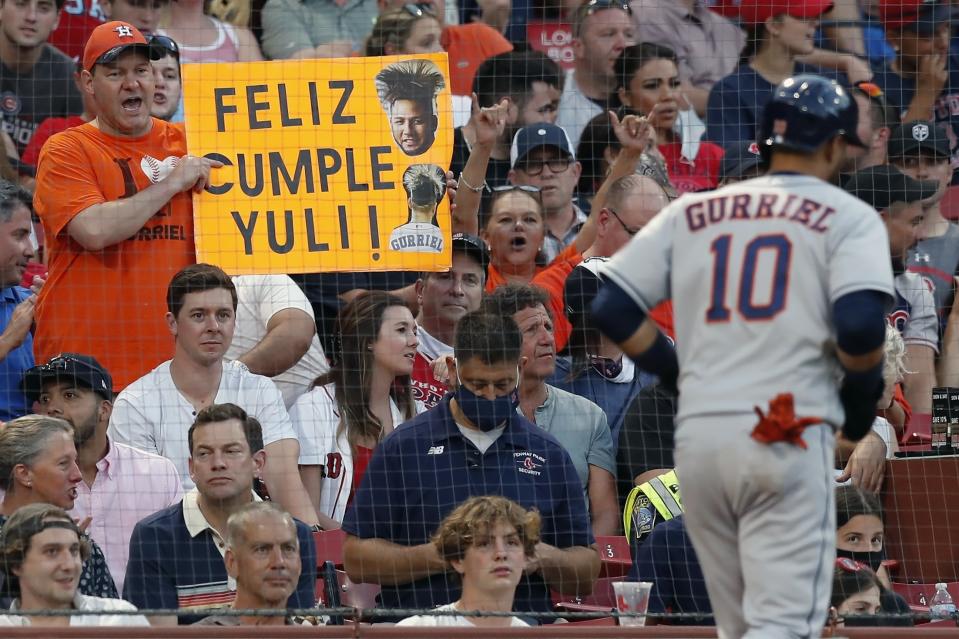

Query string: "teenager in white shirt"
[[290, 291, 419, 528], [0, 503, 149, 627], [396, 495, 540, 627]]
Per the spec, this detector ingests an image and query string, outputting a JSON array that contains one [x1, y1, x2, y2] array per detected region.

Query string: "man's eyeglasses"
[[147, 34, 180, 59], [402, 3, 436, 17], [607, 208, 641, 236], [518, 157, 572, 176]]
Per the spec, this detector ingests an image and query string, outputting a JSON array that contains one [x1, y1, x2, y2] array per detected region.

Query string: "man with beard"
[[450, 51, 563, 190], [22, 352, 182, 593], [844, 165, 941, 413]]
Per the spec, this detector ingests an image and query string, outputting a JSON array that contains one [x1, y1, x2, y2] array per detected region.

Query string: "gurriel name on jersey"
[[685, 193, 835, 234]]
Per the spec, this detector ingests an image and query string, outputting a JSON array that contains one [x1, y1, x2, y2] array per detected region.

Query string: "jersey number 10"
[[706, 233, 792, 322]]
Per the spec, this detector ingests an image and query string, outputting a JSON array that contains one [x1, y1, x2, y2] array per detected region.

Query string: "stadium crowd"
[[0, 0, 953, 629]]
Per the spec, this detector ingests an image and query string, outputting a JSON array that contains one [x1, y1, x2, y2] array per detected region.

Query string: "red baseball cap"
[[82, 21, 155, 72], [738, 0, 833, 25], [880, 0, 956, 33]]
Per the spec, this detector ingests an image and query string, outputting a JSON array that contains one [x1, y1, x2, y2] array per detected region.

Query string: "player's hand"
[[836, 430, 886, 492], [918, 54, 949, 97], [1, 295, 36, 350], [842, 55, 873, 84], [469, 94, 509, 149], [166, 155, 224, 194], [609, 111, 655, 154]]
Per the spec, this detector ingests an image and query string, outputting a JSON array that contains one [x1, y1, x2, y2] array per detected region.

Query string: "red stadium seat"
[[314, 529, 346, 568], [552, 575, 624, 611], [595, 535, 632, 578]]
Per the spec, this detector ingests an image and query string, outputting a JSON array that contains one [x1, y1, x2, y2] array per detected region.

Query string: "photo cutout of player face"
[[389, 164, 447, 253], [375, 59, 445, 157]]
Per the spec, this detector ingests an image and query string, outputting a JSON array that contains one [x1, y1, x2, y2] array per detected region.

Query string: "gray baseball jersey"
[[602, 173, 895, 639], [603, 174, 896, 427], [891, 271, 939, 353]]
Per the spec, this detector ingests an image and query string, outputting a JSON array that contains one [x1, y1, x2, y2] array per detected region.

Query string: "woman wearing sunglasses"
[[366, 4, 444, 57]]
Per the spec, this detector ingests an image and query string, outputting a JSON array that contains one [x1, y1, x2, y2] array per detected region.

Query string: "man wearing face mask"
[[341, 311, 600, 622]]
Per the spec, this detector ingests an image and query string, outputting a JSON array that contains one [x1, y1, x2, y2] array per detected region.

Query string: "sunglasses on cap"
[[854, 81, 889, 124], [147, 34, 180, 59], [578, 0, 632, 17], [402, 2, 436, 16], [34, 354, 103, 375]]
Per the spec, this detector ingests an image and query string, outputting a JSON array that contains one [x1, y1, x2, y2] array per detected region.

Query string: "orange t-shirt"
[[486, 244, 583, 351], [442, 23, 513, 96], [34, 120, 194, 390]]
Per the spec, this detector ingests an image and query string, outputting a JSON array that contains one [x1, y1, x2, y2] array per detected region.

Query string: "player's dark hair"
[[615, 43, 678, 93], [472, 51, 563, 110], [481, 284, 552, 323], [167, 263, 238, 318], [0, 179, 33, 223], [188, 402, 264, 455], [836, 485, 884, 529], [830, 562, 882, 609], [312, 292, 416, 453], [453, 311, 522, 366]]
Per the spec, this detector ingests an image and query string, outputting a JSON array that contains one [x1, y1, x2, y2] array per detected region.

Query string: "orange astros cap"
[[82, 21, 156, 72]]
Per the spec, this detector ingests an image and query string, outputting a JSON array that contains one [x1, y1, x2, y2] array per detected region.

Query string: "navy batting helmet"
[[758, 74, 866, 159]]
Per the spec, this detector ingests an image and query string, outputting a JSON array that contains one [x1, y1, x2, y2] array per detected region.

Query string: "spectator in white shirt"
[[23, 353, 182, 592], [0, 503, 149, 627], [396, 495, 538, 628], [227, 275, 329, 408], [108, 264, 319, 527]]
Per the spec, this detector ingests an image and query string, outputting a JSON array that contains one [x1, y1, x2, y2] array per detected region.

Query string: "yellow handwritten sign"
[[183, 54, 453, 275]]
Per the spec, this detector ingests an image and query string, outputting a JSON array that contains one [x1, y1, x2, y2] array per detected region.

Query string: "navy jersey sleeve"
[[123, 521, 179, 610], [290, 521, 318, 608]]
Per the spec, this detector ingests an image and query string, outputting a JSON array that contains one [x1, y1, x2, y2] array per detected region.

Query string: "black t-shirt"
[[449, 126, 512, 190], [0, 45, 83, 157], [616, 384, 678, 505]]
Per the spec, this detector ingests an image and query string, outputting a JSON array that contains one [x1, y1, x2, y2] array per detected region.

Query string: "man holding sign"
[[33, 21, 221, 391]]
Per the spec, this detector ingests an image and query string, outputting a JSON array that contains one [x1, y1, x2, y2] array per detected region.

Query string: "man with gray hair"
[[195, 502, 309, 626], [0, 179, 42, 421]]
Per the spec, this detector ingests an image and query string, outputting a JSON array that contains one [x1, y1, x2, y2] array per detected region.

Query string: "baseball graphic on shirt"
[[141, 155, 180, 184]]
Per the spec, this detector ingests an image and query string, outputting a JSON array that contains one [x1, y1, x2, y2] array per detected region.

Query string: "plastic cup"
[[612, 581, 653, 627]]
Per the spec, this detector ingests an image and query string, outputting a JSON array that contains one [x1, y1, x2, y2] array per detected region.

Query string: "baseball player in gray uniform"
[[591, 75, 895, 638]]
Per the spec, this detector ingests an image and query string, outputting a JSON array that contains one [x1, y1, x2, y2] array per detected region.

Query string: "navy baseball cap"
[[720, 141, 767, 182], [888, 120, 951, 160], [843, 164, 940, 211], [510, 123, 576, 169], [451, 233, 490, 276], [22, 353, 113, 402]]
